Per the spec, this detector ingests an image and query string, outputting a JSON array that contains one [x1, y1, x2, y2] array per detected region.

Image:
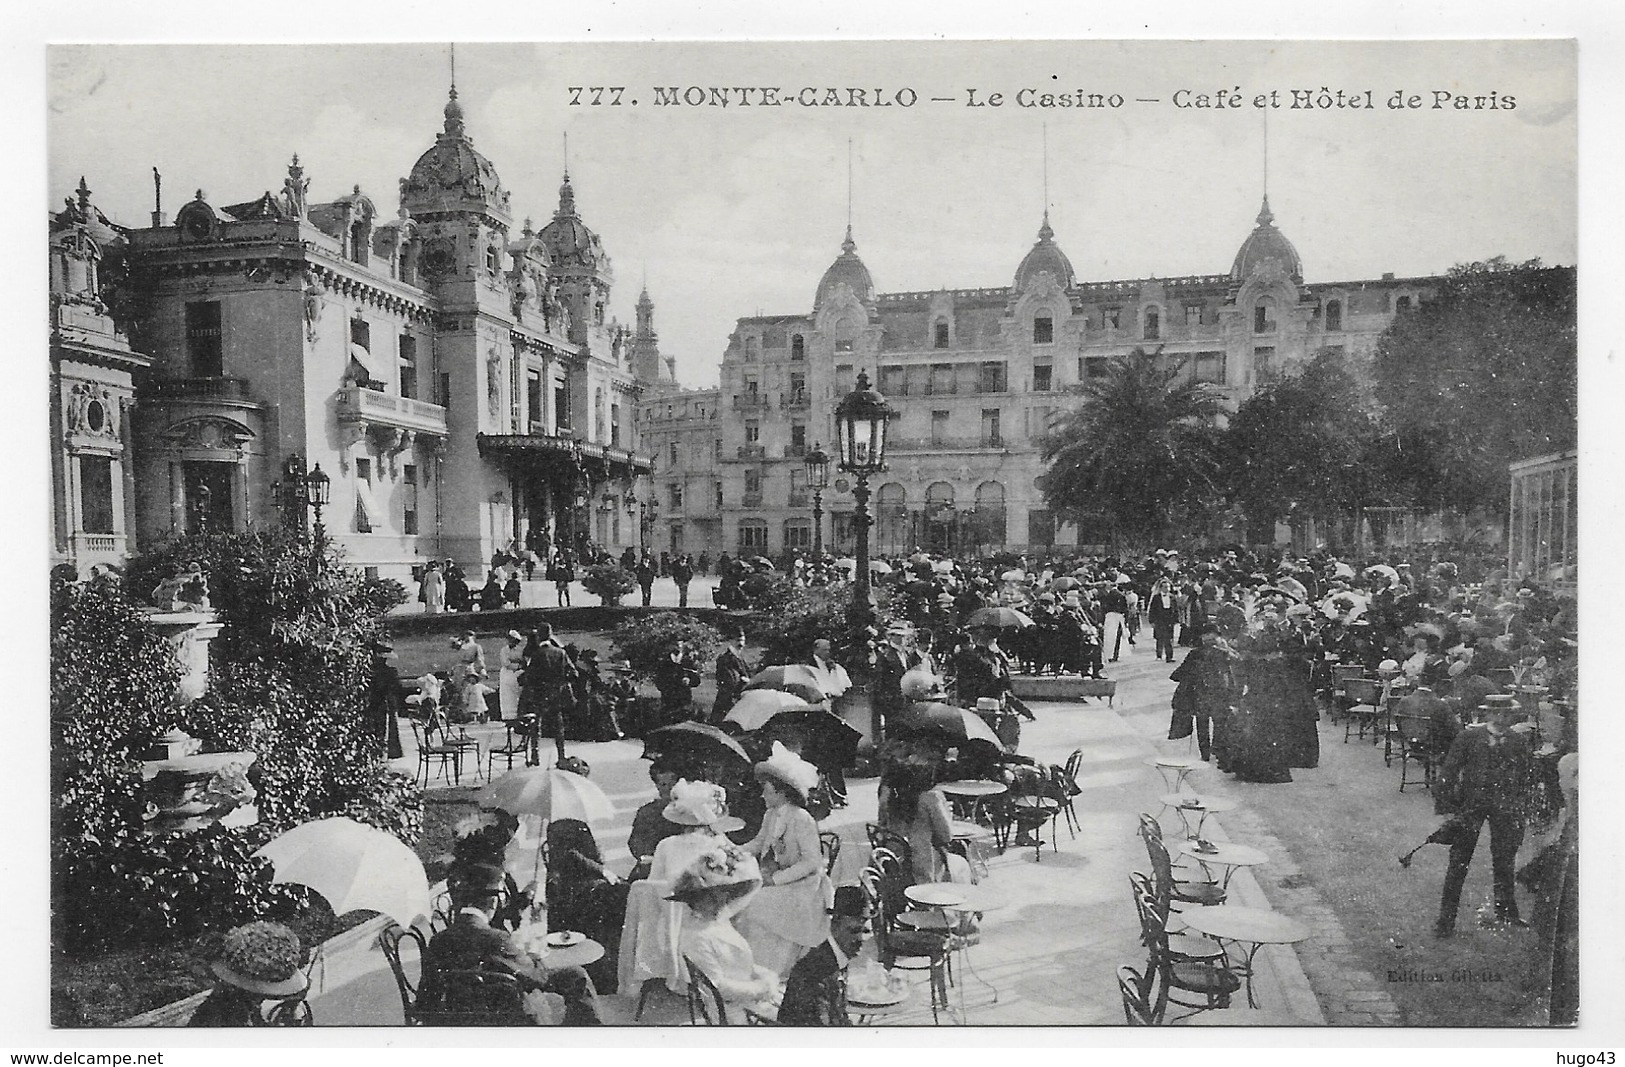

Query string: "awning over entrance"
[[475, 432, 652, 479]]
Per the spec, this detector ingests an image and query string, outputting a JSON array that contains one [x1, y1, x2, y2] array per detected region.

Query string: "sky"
[[46, 39, 1576, 389]]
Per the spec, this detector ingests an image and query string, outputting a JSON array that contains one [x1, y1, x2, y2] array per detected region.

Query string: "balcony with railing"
[[733, 394, 772, 411], [336, 385, 449, 436], [147, 376, 253, 401], [780, 390, 810, 410], [890, 434, 1011, 452], [736, 444, 768, 461]]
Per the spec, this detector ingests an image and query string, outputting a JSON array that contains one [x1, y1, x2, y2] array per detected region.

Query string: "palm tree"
[[1040, 348, 1227, 551]]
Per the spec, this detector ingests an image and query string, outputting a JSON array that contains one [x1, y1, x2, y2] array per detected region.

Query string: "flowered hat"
[[665, 842, 763, 906], [663, 779, 729, 826], [211, 921, 309, 998], [753, 741, 820, 804]]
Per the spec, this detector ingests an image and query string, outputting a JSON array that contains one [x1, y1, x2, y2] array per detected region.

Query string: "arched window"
[[1253, 296, 1277, 334], [1395, 294, 1412, 312], [1324, 299, 1342, 332], [974, 481, 1007, 549], [934, 319, 950, 349], [737, 519, 768, 551], [1033, 311, 1054, 345], [1143, 307, 1160, 341]]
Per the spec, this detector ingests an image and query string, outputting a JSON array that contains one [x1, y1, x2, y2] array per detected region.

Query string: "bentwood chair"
[[861, 855, 951, 1023], [819, 831, 842, 878], [1327, 664, 1367, 724], [1392, 713, 1444, 793], [1117, 963, 1158, 1025], [1138, 818, 1226, 911], [1127, 872, 1225, 965], [378, 922, 429, 1025], [1341, 678, 1383, 744], [408, 718, 463, 787], [1130, 877, 1240, 1021], [865, 823, 914, 873], [258, 995, 315, 1026], [415, 968, 528, 1026], [681, 956, 776, 1026], [1058, 750, 1086, 837], [487, 721, 528, 779]]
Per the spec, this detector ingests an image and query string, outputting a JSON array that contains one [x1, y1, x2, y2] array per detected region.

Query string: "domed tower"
[[399, 86, 513, 293], [629, 284, 674, 385], [538, 172, 614, 349], [1229, 195, 1303, 282], [1013, 210, 1075, 292], [813, 225, 876, 310]]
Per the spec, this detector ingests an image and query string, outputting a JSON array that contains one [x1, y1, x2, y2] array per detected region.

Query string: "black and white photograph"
[[17, 8, 1618, 1050]]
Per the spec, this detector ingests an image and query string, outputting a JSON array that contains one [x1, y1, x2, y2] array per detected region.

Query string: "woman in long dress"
[[670, 844, 781, 1021], [421, 562, 445, 614], [735, 743, 833, 976], [498, 631, 526, 722]]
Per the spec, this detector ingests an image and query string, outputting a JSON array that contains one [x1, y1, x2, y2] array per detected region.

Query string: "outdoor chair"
[[1326, 664, 1367, 724], [1059, 749, 1086, 836], [1341, 677, 1383, 744], [1392, 713, 1443, 792], [680, 956, 775, 1026], [408, 717, 463, 787], [378, 922, 428, 1025], [259, 995, 314, 1026], [1139, 820, 1226, 911], [1127, 872, 1224, 964], [860, 861, 950, 1024], [865, 823, 914, 873], [1117, 963, 1159, 1025], [819, 830, 842, 878], [415, 967, 528, 1026], [487, 720, 528, 779], [427, 713, 485, 783], [1131, 876, 1240, 1021]]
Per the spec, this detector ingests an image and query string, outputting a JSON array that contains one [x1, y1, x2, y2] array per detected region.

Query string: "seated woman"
[[734, 743, 834, 977], [669, 843, 781, 1021], [545, 818, 628, 994], [880, 757, 958, 886], [188, 921, 310, 1027]]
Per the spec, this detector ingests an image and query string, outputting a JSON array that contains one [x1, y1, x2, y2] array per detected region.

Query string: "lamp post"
[[598, 494, 614, 548], [804, 442, 830, 559], [834, 369, 894, 624], [625, 490, 640, 551], [302, 463, 331, 573]]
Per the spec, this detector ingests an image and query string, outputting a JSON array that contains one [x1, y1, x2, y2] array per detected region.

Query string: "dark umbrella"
[[642, 722, 752, 773], [758, 708, 862, 773], [966, 606, 1034, 630], [1398, 815, 1475, 868], [894, 701, 1004, 748]]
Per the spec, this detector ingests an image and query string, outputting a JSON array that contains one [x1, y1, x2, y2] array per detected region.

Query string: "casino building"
[[639, 197, 1440, 560], [50, 87, 659, 580]]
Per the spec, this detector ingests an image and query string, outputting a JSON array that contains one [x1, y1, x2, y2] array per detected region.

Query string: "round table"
[[1172, 839, 1268, 892], [848, 978, 914, 1024], [939, 780, 1007, 825], [1177, 905, 1309, 1009], [1147, 756, 1198, 792], [514, 925, 606, 970], [906, 882, 969, 908], [1159, 794, 1237, 839]]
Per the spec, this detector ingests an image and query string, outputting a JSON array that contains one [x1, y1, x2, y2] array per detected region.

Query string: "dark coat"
[[715, 648, 751, 713], [1437, 728, 1534, 817], [778, 941, 850, 1026], [364, 658, 405, 760], [422, 911, 601, 1026]]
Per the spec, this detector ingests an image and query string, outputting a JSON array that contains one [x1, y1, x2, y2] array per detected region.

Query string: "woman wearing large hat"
[[735, 743, 834, 976], [669, 843, 782, 1020], [188, 921, 310, 1027]]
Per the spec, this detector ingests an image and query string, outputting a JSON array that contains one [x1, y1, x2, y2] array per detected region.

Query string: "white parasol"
[[254, 817, 429, 927]]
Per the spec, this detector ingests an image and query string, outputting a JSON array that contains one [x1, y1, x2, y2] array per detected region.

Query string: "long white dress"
[[499, 644, 525, 721], [618, 829, 728, 993], [735, 804, 833, 976]]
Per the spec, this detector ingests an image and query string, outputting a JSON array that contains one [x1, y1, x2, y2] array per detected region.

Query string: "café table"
[[950, 819, 996, 878], [1158, 793, 1237, 840], [1171, 839, 1268, 893], [1177, 905, 1309, 1009], [513, 924, 606, 970], [900, 882, 1000, 1013], [847, 979, 914, 1025], [1147, 756, 1198, 793], [939, 779, 1007, 824]]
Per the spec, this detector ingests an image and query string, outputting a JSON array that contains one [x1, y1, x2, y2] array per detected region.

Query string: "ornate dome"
[[538, 173, 609, 271], [1014, 211, 1075, 291], [814, 225, 876, 308], [400, 87, 511, 220], [1230, 195, 1302, 282]]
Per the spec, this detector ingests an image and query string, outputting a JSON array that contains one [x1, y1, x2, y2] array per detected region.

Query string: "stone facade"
[[646, 198, 1439, 558], [56, 88, 657, 581]]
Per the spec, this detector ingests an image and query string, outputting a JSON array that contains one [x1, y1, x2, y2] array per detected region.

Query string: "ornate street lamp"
[[302, 463, 331, 572], [804, 442, 831, 559], [834, 369, 893, 627]]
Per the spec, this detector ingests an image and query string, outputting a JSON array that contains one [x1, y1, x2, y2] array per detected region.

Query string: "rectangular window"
[[1254, 302, 1277, 334], [834, 364, 853, 395], [929, 364, 955, 396], [1185, 304, 1203, 327], [440, 372, 452, 410], [398, 334, 418, 399], [669, 441, 679, 465], [714, 438, 723, 460], [1082, 356, 1109, 379], [1032, 364, 1053, 391], [611, 404, 621, 447], [669, 483, 683, 508], [981, 408, 1002, 448], [1033, 315, 1054, 345], [934, 320, 950, 348], [784, 522, 811, 549], [931, 410, 950, 446], [715, 481, 724, 508], [1324, 300, 1343, 332], [554, 380, 570, 430], [744, 469, 761, 494], [880, 365, 905, 396], [1144, 309, 1161, 340], [185, 301, 223, 377], [1104, 307, 1121, 330], [354, 458, 374, 533], [738, 523, 768, 549], [403, 463, 419, 535], [790, 422, 807, 456], [791, 335, 806, 361], [745, 377, 760, 397], [979, 361, 1008, 393], [1252, 347, 1275, 378], [79, 455, 115, 534], [1193, 350, 1227, 384], [745, 421, 760, 444], [789, 372, 807, 402]]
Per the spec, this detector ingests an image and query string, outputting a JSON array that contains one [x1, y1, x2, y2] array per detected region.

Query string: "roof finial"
[[563, 131, 570, 181], [449, 42, 456, 96], [442, 43, 465, 138], [1042, 122, 1049, 217], [76, 176, 92, 213], [1257, 112, 1273, 226], [846, 138, 853, 231]]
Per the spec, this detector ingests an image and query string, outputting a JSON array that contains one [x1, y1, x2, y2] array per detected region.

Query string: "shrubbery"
[[751, 584, 878, 675], [582, 564, 638, 605], [612, 613, 723, 678]]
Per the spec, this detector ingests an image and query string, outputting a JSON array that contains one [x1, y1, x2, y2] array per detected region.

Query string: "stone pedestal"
[[142, 609, 222, 703]]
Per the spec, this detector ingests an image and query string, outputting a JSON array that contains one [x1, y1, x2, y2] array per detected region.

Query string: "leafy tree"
[[612, 613, 723, 679], [1371, 258, 1576, 513], [1223, 349, 1396, 541], [581, 564, 638, 605], [1041, 348, 1227, 551]]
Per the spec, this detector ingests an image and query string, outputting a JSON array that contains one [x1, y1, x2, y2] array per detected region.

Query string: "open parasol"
[[1000, 569, 1026, 582], [726, 688, 816, 731], [748, 664, 827, 692], [641, 721, 752, 772], [933, 560, 955, 574], [868, 559, 893, 575], [478, 765, 616, 826], [966, 606, 1035, 630], [757, 708, 863, 774], [893, 701, 1004, 749], [1050, 576, 1080, 592], [253, 817, 429, 927]]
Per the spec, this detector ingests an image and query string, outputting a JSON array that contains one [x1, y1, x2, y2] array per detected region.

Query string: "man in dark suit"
[[778, 886, 872, 1025], [713, 630, 752, 719], [1146, 577, 1180, 663], [874, 623, 923, 741], [1433, 696, 1535, 937], [653, 640, 702, 723], [671, 554, 694, 608], [634, 558, 656, 606], [363, 640, 405, 760], [520, 622, 574, 766], [421, 864, 602, 1025]]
